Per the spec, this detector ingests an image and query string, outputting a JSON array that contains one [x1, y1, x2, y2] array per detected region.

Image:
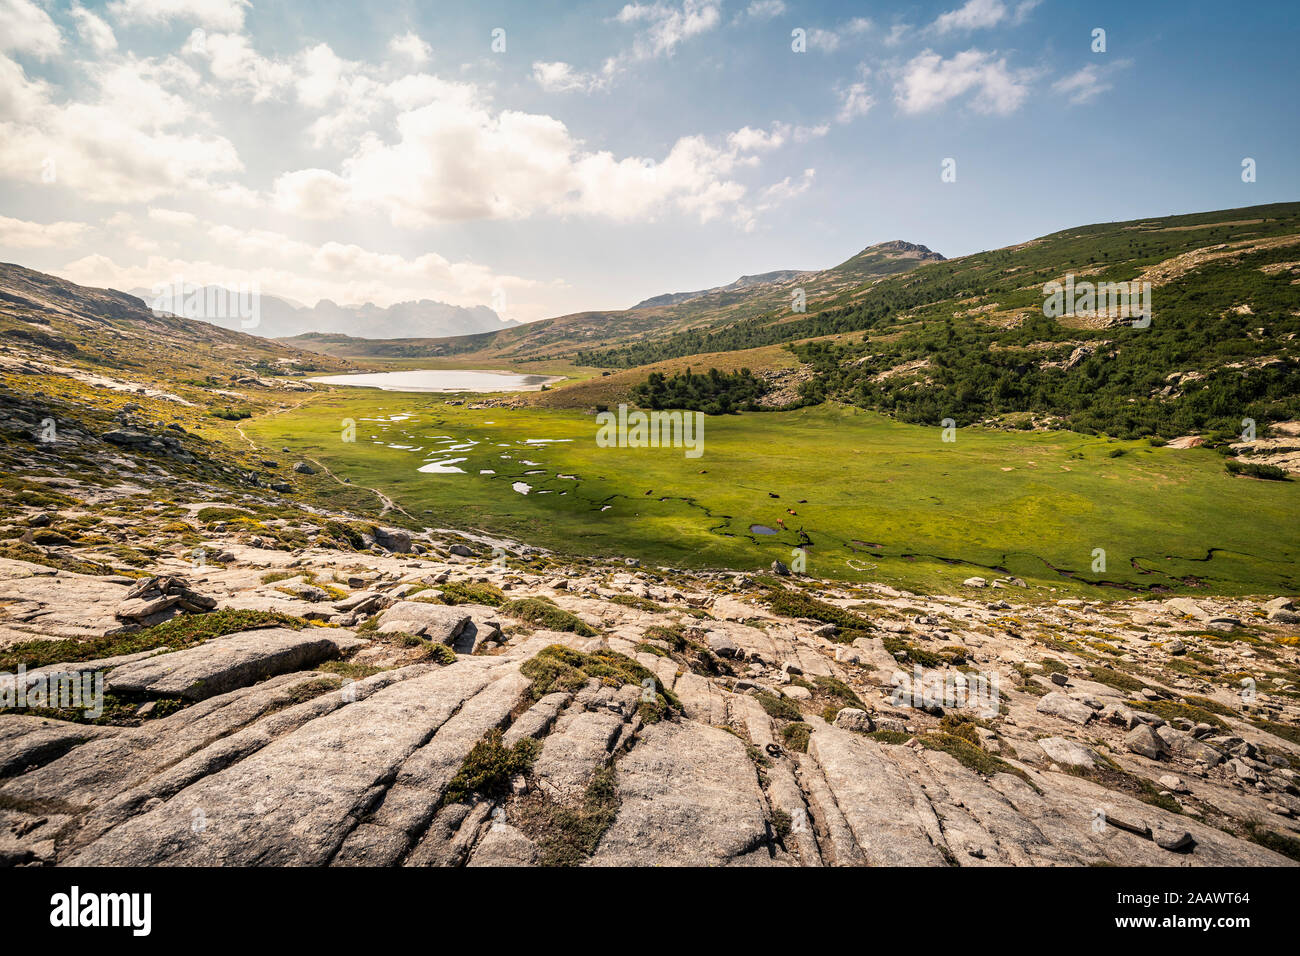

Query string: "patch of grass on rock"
[[500, 597, 598, 636], [442, 729, 540, 805], [0, 608, 306, 672]]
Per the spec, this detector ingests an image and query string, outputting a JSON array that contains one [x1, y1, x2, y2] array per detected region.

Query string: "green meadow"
[[246, 391, 1300, 598]]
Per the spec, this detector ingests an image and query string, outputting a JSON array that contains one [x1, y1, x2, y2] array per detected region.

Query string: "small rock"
[[1153, 827, 1195, 853], [832, 708, 875, 733], [706, 633, 740, 659], [1124, 723, 1167, 759], [1036, 692, 1094, 725], [1158, 774, 1187, 792]]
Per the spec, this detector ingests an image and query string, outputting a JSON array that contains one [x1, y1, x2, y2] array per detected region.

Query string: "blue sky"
[[0, 0, 1296, 324]]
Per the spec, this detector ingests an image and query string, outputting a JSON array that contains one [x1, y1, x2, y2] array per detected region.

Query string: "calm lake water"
[[308, 369, 561, 393]]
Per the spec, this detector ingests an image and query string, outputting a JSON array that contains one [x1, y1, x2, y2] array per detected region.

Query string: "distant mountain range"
[[130, 287, 518, 340], [284, 239, 948, 363]]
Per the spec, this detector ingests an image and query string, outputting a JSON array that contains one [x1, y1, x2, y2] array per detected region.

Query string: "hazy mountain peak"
[[127, 286, 517, 339]]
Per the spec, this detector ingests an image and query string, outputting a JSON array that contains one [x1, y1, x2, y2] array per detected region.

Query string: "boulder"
[[376, 602, 470, 644], [1124, 723, 1167, 759], [1156, 726, 1224, 766], [104, 628, 362, 701], [373, 527, 412, 553], [832, 708, 875, 733], [1035, 692, 1094, 725], [1165, 597, 1210, 621], [1263, 597, 1296, 615], [706, 632, 740, 659], [1038, 736, 1096, 768]]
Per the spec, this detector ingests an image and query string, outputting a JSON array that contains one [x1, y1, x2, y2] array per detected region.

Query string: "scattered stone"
[[1036, 692, 1094, 725], [115, 575, 217, 625], [706, 633, 740, 659], [1038, 736, 1095, 769], [833, 708, 875, 733], [1125, 723, 1167, 760], [376, 602, 470, 644]]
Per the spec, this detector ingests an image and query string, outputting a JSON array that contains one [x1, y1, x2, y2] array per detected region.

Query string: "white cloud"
[[107, 0, 249, 31], [533, 1, 723, 90], [70, 4, 118, 54], [884, 23, 911, 46], [727, 123, 790, 153], [836, 76, 875, 123], [793, 123, 829, 142], [932, 0, 1007, 34], [894, 49, 1034, 115], [616, 1, 722, 60], [532, 61, 601, 93], [743, 0, 785, 19], [261, 78, 794, 229], [271, 168, 351, 219], [1052, 60, 1129, 104], [931, 0, 1039, 34], [759, 168, 814, 204], [0, 0, 63, 59], [0, 214, 89, 247], [147, 207, 198, 225], [59, 222, 552, 318], [295, 43, 349, 110], [388, 32, 431, 65], [0, 52, 244, 203], [195, 31, 294, 102], [1012, 0, 1042, 25], [803, 17, 870, 53]]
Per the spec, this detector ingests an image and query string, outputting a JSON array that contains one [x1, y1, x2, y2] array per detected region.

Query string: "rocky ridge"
[[1, 513, 1298, 867]]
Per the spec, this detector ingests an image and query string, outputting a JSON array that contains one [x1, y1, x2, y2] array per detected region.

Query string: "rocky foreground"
[[2, 516, 1299, 867]]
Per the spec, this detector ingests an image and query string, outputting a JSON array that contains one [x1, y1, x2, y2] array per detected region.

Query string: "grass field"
[[245, 388, 1300, 598]]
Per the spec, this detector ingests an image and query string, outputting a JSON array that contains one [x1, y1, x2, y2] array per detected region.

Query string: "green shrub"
[[442, 730, 540, 804], [501, 597, 598, 636]]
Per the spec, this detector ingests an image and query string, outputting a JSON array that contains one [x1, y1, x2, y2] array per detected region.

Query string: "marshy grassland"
[[246, 388, 1300, 598]]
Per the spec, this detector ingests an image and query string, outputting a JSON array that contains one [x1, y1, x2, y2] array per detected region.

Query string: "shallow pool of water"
[[309, 369, 563, 393]]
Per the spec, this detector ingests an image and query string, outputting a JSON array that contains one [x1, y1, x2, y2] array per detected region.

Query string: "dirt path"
[[306, 455, 412, 520], [235, 402, 413, 521]]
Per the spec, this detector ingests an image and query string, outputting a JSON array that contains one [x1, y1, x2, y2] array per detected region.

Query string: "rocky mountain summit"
[[1, 495, 1298, 866]]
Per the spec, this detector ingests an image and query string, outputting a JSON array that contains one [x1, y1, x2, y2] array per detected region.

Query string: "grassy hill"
[[0, 262, 350, 388]]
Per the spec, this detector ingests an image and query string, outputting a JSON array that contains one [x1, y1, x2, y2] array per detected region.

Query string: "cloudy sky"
[[1, 0, 1296, 325]]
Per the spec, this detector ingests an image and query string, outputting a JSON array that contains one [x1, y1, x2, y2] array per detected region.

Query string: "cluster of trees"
[[790, 248, 1300, 440], [631, 367, 768, 414]]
